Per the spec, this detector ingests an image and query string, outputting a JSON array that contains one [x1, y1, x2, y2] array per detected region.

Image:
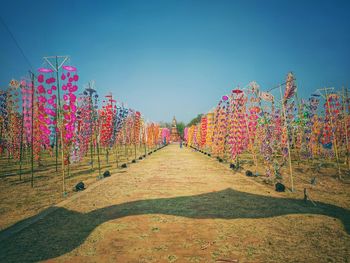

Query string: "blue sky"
[[1, 0, 349, 123]]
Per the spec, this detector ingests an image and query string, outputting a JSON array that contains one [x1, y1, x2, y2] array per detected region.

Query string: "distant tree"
[[177, 121, 185, 137], [187, 114, 203, 127]]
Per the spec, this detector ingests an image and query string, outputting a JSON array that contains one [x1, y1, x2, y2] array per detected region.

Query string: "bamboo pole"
[[0, 123, 3, 158], [60, 122, 66, 195], [258, 94, 273, 178], [96, 116, 101, 178], [134, 143, 137, 160], [90, 140, 94, 169], [115, 144, 119, 167], [279, 85, 294, 192], [89, 87, 94, 169], [67, 153, 70, 178], [19, 110, 24, 180], [50, 57, 67, 196], [242, 92, 258, 174], [294, 90, 303, 163], [30, 72, 35, 187], [323, 88, 341, 179], [96, 139, 101, 178], [341, 87, 350, 169], [55, 56, 61, 172]]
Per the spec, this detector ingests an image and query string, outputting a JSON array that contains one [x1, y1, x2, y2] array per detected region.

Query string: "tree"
[[177, 121, 185, 137], [187, 114, 203, 127]]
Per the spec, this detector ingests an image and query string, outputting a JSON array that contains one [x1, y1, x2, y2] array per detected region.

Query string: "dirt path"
[[1, 144, 349, 262]]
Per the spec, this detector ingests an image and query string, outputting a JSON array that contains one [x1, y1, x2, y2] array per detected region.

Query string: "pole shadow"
[[0, 188, 349, 262]]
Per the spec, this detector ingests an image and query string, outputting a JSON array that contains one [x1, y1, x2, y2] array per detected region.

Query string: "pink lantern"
[[38, 68, 54, 73], [62, 65, 77, 72], [38, 74, 44, 83]]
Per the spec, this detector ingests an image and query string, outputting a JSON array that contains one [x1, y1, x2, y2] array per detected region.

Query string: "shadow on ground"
[[0, 188, 349, 262]]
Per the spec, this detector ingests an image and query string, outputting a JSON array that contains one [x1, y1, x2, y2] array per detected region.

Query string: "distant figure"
[[180, 139, 183, 148]]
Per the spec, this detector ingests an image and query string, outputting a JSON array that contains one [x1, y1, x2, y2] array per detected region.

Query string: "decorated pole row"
[[184, 72, 349, 190]]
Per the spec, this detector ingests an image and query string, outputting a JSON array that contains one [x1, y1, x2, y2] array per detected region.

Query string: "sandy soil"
[[0, 144, 349, 262]]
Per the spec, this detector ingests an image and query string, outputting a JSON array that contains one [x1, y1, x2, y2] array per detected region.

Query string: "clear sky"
[[1, 0, 349, 123]]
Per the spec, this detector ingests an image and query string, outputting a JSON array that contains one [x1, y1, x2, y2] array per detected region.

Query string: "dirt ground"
[[0, 145, 147, 231], [0, 144, 350, 262]]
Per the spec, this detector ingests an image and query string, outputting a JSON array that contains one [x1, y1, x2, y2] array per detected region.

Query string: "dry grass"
[[0, 145, 149, 230]]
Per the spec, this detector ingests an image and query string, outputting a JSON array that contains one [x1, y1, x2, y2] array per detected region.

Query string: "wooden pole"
[[30, 72, 35, 188], [115, 144, 119, 167], [96, 137, 101, 178], [134, 143, 137, 160], [67, 153, 70, 178], [60, 121, 66, 195], [144, 128, 147, 157], [323, 88, 341, 179], [258, 94, 273, 178], [279, 85, 294, 192], [55, 56, 61, 172], [95, 115, 102, 178], [341, 87, 350, 169], [294, 90, 303, 162], [19, 110, 24, 180], [133, 114, 137, 160], [88, 86, 94, 169], [242, 93, 258, 174], [50, 56, 66, 196], [0, 123, 3, 158]]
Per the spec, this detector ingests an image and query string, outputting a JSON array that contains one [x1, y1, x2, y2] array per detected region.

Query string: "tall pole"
[[43, 55, 69, 195], [294, 90, 303, 162], [323, 88, 341, 179], [144, 124, 147, 157], [60, 118, 65, 195], [96, 133, 101, 178], [43, 55, 69, 173], [19, 107, 24, 180], [95, 110, 102, 178], [279, 85, 294, 192], [115, 144, 119, 167], [341, 87, 350, 169], [242, 96, 257, 174], [134, 113, 137, 160], [55, 56, 66, 195], [89, 84, 94, 169], [55, 56, 61, 172], [318, 88, 341, 179], [30, 72, 35, 187]]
